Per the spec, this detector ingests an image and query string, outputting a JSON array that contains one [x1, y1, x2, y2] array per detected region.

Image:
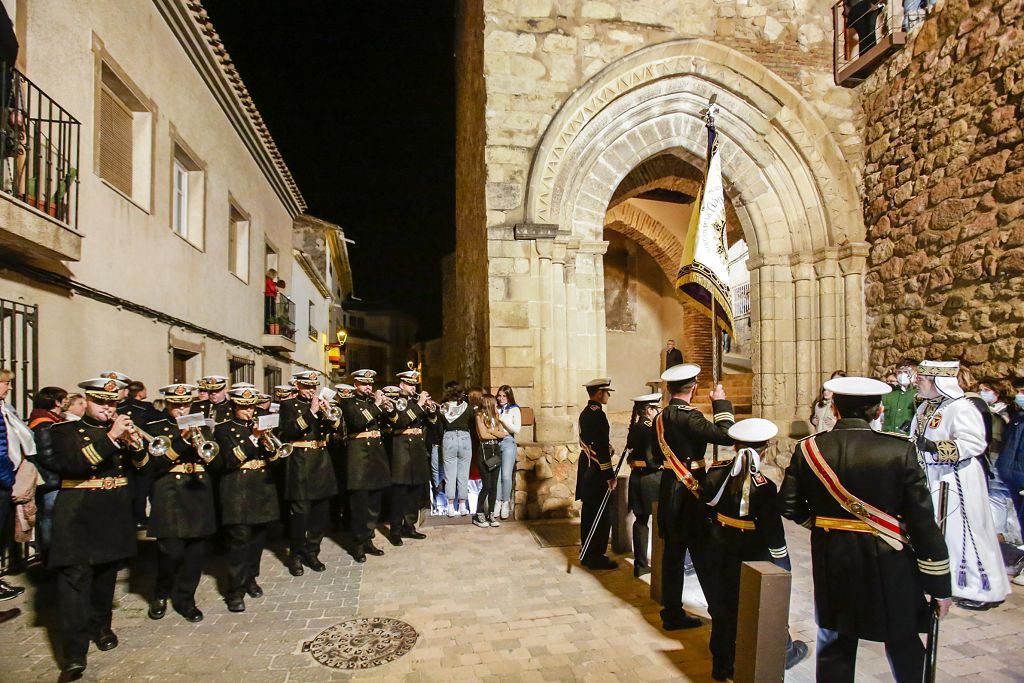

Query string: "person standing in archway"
[[664, 339, 683, 372]]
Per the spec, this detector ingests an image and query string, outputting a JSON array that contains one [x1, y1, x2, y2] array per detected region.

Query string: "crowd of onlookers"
[[810, 359, 1024, 583], [428, 382, 522, 528]]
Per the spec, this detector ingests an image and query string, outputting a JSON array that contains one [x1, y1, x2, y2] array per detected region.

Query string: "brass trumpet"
[[138, 429, 172, 457], [187, 426, 220, 463], [325, 404, 342, 422], [395, 397, 409, 412], [259, 430, 293, 459]]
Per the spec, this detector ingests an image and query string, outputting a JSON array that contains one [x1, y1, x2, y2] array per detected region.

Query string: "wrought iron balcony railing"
[[733, 282, 751, 319], [0, 63, 80, 229], [832, 0, 912, 86], [265, 293, 296, 341]]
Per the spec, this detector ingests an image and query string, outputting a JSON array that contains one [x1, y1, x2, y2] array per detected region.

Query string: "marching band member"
[[577, 378, 617, 570], [912, 360, 1010, 610], [214, 387, 283, 612], [279, 371, 339, 576], [385, 371, 434, 545], [142, 384, 219, 623], [191, 376, 231, 423], [781, 376, 951, 683], [624, 393, 662, 578], [340, 370, 392, 563], [48, 377, 139, 680]]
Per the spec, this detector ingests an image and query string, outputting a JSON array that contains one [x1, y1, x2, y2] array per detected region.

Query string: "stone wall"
[[861, 0, 1024, 379], [514, 442, 580, 519]]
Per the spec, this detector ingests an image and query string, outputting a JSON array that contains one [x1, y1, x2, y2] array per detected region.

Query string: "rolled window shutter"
[[99, 88, 133, 195]]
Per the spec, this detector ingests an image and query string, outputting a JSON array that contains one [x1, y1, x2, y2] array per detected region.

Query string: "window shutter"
[[99, 88, 133, 195]]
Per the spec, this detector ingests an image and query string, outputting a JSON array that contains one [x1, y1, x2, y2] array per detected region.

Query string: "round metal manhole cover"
[[304, 617, 418, 669]]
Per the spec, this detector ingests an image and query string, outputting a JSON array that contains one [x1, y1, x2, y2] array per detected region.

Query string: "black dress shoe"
[[402, 526, 426, 540], [634, 565, 651, 578], [352, 547, 367, 563], [582, 555, 618, 570], [226, 594, 246, 613], [174, 604, 203, 623], [388, 533, 404, 547], [662, 613, 704, 630], [364, 541, 384, 556], [244, 580, 263, 598], [286, 554, 305, 577], [93, 628, 118, 651], [302, 554, 326, 572], [0, 581, 25, 601], [60, 658, 86, 681], [785, 639, 810, 670], [147, 598, 167, 620], [0, 607, 21, 624], [711, 664, 734, 681], [955, 598, 1001, 611]]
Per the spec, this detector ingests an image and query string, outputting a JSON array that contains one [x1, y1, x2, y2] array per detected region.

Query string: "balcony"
[[263, 293, 296, 352], [0, 63, 82, 261], [832, 0, 909, 87], [732, 282, 751, 319]]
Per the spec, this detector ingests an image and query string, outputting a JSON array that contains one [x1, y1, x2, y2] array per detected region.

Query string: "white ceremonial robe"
[[911, 397, 1011, 603]]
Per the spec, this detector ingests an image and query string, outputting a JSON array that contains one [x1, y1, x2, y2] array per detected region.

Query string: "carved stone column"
[[839, 243, 869, 376], [790, 258, 817, 415], [551, 241, 568, 417], [813, 249, 841, 382]]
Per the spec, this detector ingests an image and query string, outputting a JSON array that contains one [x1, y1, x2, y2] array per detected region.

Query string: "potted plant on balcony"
[[267, 315, 282, 336]]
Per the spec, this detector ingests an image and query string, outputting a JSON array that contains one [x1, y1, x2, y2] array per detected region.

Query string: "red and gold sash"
[[655, 412, 701, 497], [800, 436, 909, 550]]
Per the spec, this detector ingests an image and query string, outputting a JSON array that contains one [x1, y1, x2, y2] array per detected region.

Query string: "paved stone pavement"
[[1, 522, 1023, 681]]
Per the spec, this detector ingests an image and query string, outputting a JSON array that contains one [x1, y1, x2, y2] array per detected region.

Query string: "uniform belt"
[[661, 460, 703, 471], [61, 476, 128, 490], [240, 459, 266, 470], [352, 431, 381, 439], [815, 516, 875, 534], [169, 463, 205, 474], [632, 460, 658, 469], [292, 440, 328, 448], [397, 428, 423, 435], [716, 513, 756, 531]]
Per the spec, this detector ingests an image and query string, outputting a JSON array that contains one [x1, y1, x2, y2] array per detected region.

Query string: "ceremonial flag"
[[675, 106, 734, 335]]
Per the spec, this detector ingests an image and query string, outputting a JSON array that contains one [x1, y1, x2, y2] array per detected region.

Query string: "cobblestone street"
[[1, 520, 1022, 681]]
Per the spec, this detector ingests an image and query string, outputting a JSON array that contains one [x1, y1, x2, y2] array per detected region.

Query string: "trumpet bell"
[[148, 435, 172, 457], [277, 443, 294, 459]]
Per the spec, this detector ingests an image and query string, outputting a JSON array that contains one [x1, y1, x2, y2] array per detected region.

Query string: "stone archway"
[[520, 38, 867, 432]]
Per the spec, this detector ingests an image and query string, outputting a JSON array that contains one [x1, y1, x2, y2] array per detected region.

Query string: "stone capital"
[[514, 223, 559, 240], [577, 240, 609, 255], [746, 254, 789, 270], [813, 248, 840, 278], [789, 255, 815, 282], [838, 242, 869, 275]]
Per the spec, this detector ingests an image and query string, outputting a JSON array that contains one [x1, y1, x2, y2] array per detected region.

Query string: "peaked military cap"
[[78, 377, 127, 401], [157, 383, 198, 404], [99, 370, 132, 383], [335, 383, 356, 399], [583, 378, 614, 391], [231, 382, 257, 390], [351, 369, 377, 384], [291, 371, 321, 387], [273, 384, 296, 399], [728, 417, 779, 444], [397, 370, 421, 386], [197, 375, 228, 391], [382, 385, 401, 399], [227, 387, 261, 405], [661, 363, 701, 383], [631, 393, 662, 405], [823, 376, 893, 397]]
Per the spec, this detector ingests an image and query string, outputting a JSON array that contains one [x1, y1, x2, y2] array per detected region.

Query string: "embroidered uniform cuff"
[[935, 441, 959, 464], [769, 546, 789, 559], [713, 412, 735, 423], [917, 558, 950, 576], [233, 446, 246, 462], [133, 452, 149, 469], [166, 445, 181, 462]]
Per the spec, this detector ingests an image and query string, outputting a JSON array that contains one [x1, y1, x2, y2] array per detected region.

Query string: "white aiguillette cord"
[[708, 447, 761, 517]]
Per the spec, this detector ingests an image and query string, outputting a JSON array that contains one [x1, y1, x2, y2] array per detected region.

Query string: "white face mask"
[[897, 372, 911, 387], [869, 416, 883, 431], [979, 389, 997, 405]]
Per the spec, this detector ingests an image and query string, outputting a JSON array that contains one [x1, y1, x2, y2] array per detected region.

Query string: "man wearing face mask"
[[911, 360, 1010, 611], [882, 360, 918, 435]]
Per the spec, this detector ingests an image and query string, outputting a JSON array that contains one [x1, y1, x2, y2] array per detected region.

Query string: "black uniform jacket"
[[388, 400, 436, 485], [141, 413, 218, 539], [626, 418, 663, 517], [118, 397, 160, 425], [191, 399, 232, 424], [656, 398, 735, 539], [341, 394, 391, 490], [279, 396, 339, 501], [47, 417, 138, 567], [779, 418, 952, 641], [704, 457, 790, 571], [214, 418, 280, 526], [576, 400, 615, 501]]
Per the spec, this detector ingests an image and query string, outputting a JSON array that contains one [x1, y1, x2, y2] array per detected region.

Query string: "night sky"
[[205, 1, 456, 339]]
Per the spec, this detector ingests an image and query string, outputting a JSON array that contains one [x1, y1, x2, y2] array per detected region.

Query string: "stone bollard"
[[611, 471, 631, 553], [734, 561, 792, 683], [650, 500, 663, 604]]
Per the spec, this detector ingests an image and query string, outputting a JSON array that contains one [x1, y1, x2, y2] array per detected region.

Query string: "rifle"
[[923, 481, 950, 683]]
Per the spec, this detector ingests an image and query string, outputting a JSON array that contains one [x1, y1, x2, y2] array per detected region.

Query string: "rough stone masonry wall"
[[861, 0, 1024, 380]]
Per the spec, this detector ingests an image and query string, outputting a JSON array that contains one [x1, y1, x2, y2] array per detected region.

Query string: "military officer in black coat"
[[577, 378, 617, 570], [106, 371, 156, 529], [341, 369, 393, 563], [703, 418, 808, 681], [625, 393, 663, 578], [141, 383, 219, 623], [190, 375, 232, 423], [780, 376, 952, 683], [656, 363, 734, 631], [47, 377, 139, 680], [279, 370, 340, 576], [386, 371, 435, 546], [214, 387, 282, 612]]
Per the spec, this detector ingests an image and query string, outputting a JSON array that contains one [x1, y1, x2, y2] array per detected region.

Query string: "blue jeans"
[[442, 431, 472, 503], [430, 444, 447, 509], [497, 435, 517, 502]]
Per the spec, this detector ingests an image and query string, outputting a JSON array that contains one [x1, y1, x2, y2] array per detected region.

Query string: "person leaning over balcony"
[[882, 359, 919, 435], [495, 385, 521, 520], [440, 387, 473, 517], [264, 269, 278, 327], [473, 394, 508, 528]]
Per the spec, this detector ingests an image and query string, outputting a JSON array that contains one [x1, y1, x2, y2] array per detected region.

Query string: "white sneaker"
[[500, 501, 510, 520], [458, 501, 469, 516], [446, 503, 456, 517], [472, 514, 488, 528], [1013, 571, 1024, 587], [489, 517, 501, 528]]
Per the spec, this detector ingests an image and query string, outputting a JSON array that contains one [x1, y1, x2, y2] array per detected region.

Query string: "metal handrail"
[[832, 0, 915, 84], [0, 62, 81, 230]]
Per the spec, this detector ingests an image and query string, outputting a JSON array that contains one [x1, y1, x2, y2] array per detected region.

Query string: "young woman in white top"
[[495, 385, 521, 520]]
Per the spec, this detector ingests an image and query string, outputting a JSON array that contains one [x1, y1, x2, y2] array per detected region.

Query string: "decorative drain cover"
[[304, 617, 418, 669]]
